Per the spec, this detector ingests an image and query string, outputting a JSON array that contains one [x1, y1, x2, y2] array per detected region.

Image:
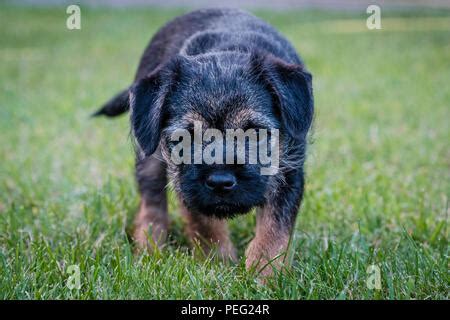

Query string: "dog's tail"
[[91, 88, 130, 117]]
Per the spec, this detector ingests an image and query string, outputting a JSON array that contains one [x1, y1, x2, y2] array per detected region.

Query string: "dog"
[[93, 8, 314, 276]]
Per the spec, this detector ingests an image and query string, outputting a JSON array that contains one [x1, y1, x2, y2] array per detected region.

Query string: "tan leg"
[[133, 153, 169, 251], [181, 204, 237, 261], [245, 168, 305, 279], [133, 198, 169, 250], [245, 206, 292, 277]]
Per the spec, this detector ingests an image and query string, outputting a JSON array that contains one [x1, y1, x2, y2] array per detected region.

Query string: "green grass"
[[0, 5, 449, 299]]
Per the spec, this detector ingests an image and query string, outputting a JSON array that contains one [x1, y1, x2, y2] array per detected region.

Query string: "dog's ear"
[[252, 54, 314, 140], [129, 59, 182, 156]]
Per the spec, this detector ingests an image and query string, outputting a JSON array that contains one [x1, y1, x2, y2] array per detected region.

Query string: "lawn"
[[0, 5, 448, 299]]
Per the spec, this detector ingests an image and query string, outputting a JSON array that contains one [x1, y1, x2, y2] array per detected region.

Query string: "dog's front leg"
[[133, 153, 169, 251], [245, 207, 292, 277], [245, 171, 304, 277]]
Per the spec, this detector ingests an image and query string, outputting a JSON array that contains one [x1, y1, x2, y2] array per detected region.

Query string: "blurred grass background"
[[0, 4, 448, 299]]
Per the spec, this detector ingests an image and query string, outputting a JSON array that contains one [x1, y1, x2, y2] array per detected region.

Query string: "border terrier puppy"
[[94, 8, 313, 276]]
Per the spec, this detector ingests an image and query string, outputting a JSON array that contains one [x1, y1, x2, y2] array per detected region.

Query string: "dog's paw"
[[191, 236, 237, 263], [133, 221, 168, 253], [245, 237, 288, 279]]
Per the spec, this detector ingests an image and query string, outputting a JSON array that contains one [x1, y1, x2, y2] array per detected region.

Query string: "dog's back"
[[93, 9, 303, 117], [137, 8, 302, 80]]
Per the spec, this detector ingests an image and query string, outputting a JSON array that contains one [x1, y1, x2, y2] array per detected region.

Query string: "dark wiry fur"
[[94, 8, 314, 275]]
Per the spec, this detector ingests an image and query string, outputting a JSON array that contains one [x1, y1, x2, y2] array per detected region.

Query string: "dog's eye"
[[185, 124, 195, 134], [242, 122, 267, 132]]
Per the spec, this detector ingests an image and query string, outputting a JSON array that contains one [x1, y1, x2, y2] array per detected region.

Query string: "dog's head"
[[129, 52, 313, 218]]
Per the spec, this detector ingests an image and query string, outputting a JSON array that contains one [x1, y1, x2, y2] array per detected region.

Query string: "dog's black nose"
[[205, 172, 237, 193]]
